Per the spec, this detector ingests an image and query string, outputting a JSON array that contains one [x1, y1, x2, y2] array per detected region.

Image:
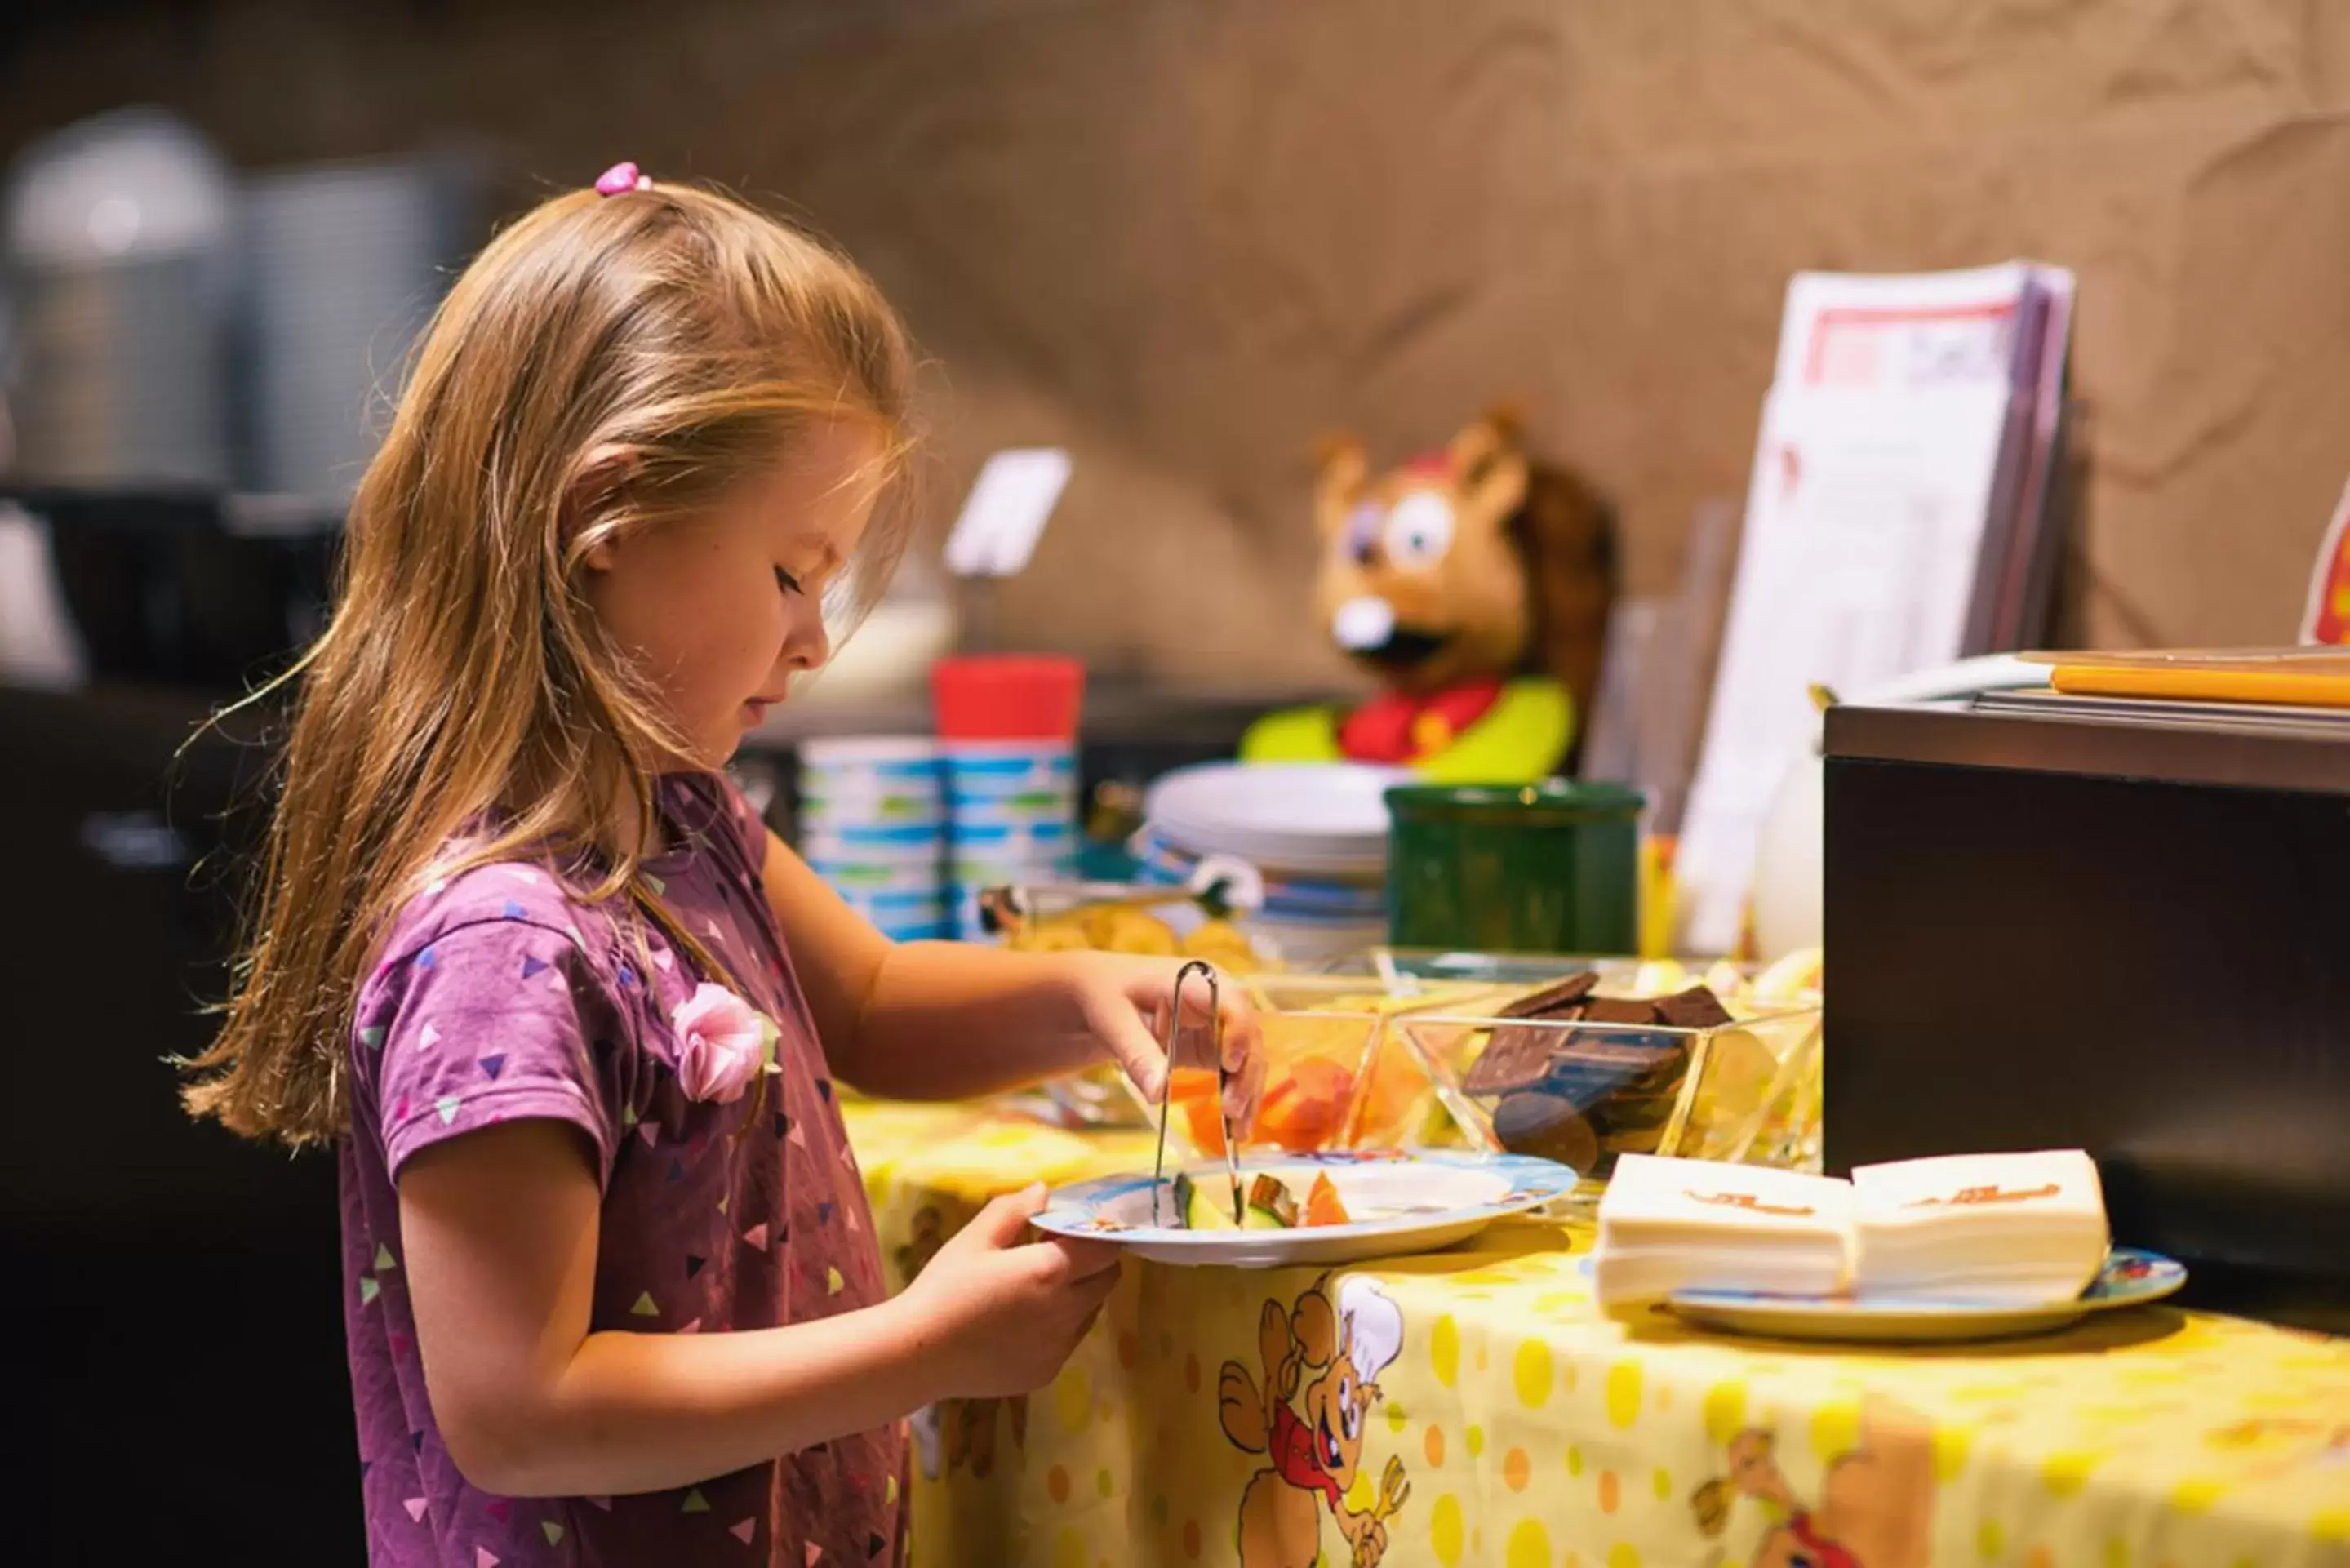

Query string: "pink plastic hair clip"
[[595, 161, 653, 197]]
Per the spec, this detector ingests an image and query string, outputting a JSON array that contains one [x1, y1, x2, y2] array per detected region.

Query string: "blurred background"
[[6, 0, 2350, 1558]]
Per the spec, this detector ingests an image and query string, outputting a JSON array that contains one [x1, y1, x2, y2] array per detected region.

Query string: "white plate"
[[1664, 1248, 2188, 1344], [1034, 1150, 1578, 1268], [1144, 762, 1406, 875]]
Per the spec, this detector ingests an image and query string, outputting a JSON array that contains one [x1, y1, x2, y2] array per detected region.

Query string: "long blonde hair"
[[183, 181, 916, 1148]]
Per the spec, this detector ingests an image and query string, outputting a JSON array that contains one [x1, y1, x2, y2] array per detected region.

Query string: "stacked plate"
[[1139, 762, 1405, 957], [945, 740, 1079, 938], [798, 737, 950, 940]]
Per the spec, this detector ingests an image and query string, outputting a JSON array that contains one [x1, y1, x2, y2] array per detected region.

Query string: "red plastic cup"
[[931, 654, 1085, 741]]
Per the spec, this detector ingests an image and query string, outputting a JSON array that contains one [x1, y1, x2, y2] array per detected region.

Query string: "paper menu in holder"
[[1677, 263, 2075, 956]]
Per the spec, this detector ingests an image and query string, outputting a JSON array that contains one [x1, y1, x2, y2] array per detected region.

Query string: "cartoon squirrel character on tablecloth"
[[1242, 408, 1617, 782], [1690, 1399, 1934, 1568], [1217, 1276, 1409, 1568], [895, 1206, 1028, 1481]]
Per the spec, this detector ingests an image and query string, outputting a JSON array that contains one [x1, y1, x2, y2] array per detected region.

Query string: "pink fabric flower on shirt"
[[672, 983, 769, 1103]]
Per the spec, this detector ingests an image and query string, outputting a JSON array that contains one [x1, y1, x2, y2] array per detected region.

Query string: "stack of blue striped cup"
[[944, 740, 1080, 939], [797, 737, 951, 941]]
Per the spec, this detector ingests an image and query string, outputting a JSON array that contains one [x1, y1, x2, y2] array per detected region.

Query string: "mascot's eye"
[[1384, 492, 1455, 567], [1344, 504, 1383, 565]]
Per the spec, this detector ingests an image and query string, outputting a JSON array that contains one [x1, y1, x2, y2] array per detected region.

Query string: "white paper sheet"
[[944, 447, 1071, 580], [1678, 379, 2013, 955]]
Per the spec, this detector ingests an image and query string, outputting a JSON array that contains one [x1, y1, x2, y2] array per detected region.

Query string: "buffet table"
[[846, 1100, 2350, 1568]]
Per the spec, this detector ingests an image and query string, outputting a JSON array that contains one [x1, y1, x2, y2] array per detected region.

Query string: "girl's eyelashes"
[[774, 566, 805, 597]]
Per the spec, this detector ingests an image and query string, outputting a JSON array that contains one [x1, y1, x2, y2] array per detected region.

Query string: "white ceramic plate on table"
[[1664, 1247, 2188, 1344], [1033, 1149, 1577, 1269], [1143, 762, 1406, 876]]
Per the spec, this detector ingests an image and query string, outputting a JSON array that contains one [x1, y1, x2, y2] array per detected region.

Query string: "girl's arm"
[[400, 1118, 1116, 1499], [759, 830, 1261, 1112]]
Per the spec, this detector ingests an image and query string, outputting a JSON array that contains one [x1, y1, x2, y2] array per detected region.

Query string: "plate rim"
[[1035, 1148, 1579, 1250], [1665, 1246, 2188, 1321]]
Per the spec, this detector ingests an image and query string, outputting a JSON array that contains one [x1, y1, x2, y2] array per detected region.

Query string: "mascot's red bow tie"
[[1339, 678, 1503, 764]]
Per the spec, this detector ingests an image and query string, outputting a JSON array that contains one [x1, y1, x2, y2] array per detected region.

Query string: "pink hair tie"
[[595, 161, 652, 197]]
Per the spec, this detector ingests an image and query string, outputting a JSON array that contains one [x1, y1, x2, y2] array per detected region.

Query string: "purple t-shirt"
[[339, 772, 904, 1567]]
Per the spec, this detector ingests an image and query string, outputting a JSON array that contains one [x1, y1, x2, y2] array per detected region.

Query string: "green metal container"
[[1384, 781, 1644, 955]]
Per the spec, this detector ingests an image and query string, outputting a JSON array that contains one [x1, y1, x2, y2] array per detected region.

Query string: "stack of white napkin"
[[1590, 1156, 1853, 1306], [1592, 1149, 2108, 1315], [1850, 1149, 2108, 1305]]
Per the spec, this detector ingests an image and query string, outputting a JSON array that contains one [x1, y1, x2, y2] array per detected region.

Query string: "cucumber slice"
[[1175, 1172, 1237, 1230]]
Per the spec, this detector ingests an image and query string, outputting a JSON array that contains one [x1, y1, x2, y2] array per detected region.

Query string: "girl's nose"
[[782, 614, 831, 673]]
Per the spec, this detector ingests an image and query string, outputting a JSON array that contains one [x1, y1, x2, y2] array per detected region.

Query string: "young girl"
[[182, 167, 1264, 1567]]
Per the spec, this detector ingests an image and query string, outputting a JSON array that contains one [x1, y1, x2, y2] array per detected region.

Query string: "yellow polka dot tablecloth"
[[846, 1100, 2350, 1568]]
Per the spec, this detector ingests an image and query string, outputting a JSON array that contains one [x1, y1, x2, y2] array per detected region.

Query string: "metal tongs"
[[1153, 959, 1244, 1228]]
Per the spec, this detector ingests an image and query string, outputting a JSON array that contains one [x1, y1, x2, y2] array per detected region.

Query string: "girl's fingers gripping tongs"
[[1152, 959, 1243, 1228]]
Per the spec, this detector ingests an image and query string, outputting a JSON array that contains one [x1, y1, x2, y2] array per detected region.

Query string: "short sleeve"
[[360, 917, 627, 1189]]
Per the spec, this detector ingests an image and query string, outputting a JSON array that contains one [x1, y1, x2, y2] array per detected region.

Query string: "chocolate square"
[[1655, 986, 1734, 1030], [1499, 971, 1601, 1020], [1579, 995, 1665, 1026], [1461, 1026, 1560, 1097]]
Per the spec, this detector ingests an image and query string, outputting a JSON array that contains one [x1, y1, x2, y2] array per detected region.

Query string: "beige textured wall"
[[6, 0, 2347, 688]]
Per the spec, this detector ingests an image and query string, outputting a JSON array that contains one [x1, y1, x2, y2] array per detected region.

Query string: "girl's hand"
[[898, 1184, 1122, 1400], [1057, 951, 1266, 1135]]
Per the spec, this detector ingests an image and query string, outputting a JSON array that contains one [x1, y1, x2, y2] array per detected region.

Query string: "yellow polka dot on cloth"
[[2169, 1478, 2225, 1515], [1430, 1314, 1461, 1387], [1051, 1529, 1086, 1568], [1933, 1426, 1970, 1483], [1505, 1520, 1551, 1568], [1567, 1443, 1584, 1477], [1810, 1401, 1859, 1465], [1467, 1424, 1486, 1459], [1652, 1468, 1672, 1501], [1609, 1544, 1641, 1568], [1515, 1339, 1554, 1409], [1430, 1493, 1465, 1565], [1979, 1519, 2005, 1559], [1605, 1361, 1642, 1428], [2103, 1537, 2130, 1568], [2041, 1450, 2101, 1497], [1054, 1366, 1091, 1433], [1095, 1468, 1115, 1499], [1703, 1379, 1746, 1445]]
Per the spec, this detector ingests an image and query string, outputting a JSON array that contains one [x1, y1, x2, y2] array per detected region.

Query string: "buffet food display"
[[976, 876, 1825, 1180]]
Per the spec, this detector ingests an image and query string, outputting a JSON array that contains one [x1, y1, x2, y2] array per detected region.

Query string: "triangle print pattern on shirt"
[[337, 771, 904, 1566]]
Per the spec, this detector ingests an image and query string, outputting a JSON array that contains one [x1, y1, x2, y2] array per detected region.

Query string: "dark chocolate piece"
[[1490, 1091, 1599, 1171], [1499, 971, 1601, 1020], [1461, 1027, 1558, 1097], [1655, 985, 1735, 1030], [1579, 995, 1666, 1026]]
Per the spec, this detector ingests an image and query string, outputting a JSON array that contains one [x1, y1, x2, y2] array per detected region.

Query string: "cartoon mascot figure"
[[1218, 1276, 1409, 1568]]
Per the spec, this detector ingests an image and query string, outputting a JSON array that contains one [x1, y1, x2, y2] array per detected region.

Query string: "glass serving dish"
[[1396, 999, 1824, 1180]]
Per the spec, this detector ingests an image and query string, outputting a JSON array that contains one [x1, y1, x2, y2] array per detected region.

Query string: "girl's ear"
[[566, 444, 640, 573]]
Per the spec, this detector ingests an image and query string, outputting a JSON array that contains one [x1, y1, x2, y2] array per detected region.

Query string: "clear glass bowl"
[[1397, 1002, 1824, 1179]]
